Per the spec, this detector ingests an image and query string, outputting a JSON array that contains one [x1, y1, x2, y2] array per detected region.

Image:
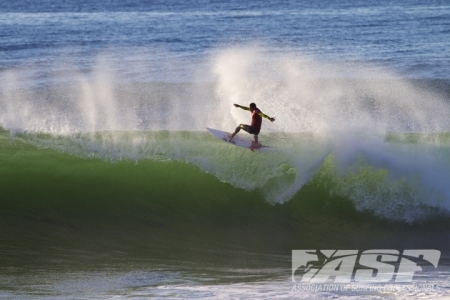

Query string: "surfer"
[[229, 103, 275, 148]]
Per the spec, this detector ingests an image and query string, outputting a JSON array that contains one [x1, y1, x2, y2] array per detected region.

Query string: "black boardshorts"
[[238, 124, 260, 135]]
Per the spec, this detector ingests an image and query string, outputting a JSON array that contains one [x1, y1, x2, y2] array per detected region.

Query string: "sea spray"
[[2, 46, 449, 134], [211, 46, 450, 134]]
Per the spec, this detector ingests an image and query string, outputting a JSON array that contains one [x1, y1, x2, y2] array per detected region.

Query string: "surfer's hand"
[[233, 104, 239, 107], [269, 117, 275, 122]]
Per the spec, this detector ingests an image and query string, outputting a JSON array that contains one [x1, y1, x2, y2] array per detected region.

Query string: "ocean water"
[[1, 0, 450, 299]]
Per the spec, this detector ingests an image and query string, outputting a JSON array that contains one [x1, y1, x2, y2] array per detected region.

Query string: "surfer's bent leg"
[[230, 124, 249, 139]]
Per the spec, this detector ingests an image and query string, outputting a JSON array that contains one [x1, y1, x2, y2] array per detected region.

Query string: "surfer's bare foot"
[[251, 141, 262, 149], [228, 134, 234, 141]]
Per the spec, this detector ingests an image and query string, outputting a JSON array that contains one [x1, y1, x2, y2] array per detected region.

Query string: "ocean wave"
[[2, 129, 450, 223]]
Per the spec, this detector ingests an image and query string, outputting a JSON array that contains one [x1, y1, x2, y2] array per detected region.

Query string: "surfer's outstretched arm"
[[233, 103, 275, 122], [233, 104, 250, 111], [258, 111, 275, 122]]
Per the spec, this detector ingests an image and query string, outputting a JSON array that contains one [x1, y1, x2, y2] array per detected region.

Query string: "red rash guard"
[[251, 108, 262, 130]]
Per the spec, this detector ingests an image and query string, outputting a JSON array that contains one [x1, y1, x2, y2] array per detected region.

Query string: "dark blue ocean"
[[1, 0, 449, 80], [1, 0, 450, 299]]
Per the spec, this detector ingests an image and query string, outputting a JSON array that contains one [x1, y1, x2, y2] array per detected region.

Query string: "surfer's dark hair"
[[249, 103, 256, 108]]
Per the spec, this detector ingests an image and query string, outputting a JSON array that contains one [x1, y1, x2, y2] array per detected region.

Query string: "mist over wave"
[[1, 45, 450, 222], [2, 45, 449, 133]]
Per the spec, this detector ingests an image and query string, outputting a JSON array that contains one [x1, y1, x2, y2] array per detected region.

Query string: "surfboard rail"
[[206, 127, 272, 151]]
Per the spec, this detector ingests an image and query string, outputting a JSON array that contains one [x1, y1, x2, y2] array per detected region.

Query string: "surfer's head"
[[249, 103, 256, 111]]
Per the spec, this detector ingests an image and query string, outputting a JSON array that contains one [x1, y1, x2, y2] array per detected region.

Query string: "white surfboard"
[[206, 127, 272, 151]]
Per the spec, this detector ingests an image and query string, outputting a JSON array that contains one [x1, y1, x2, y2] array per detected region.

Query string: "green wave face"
[[1, 129, 450, 271]]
